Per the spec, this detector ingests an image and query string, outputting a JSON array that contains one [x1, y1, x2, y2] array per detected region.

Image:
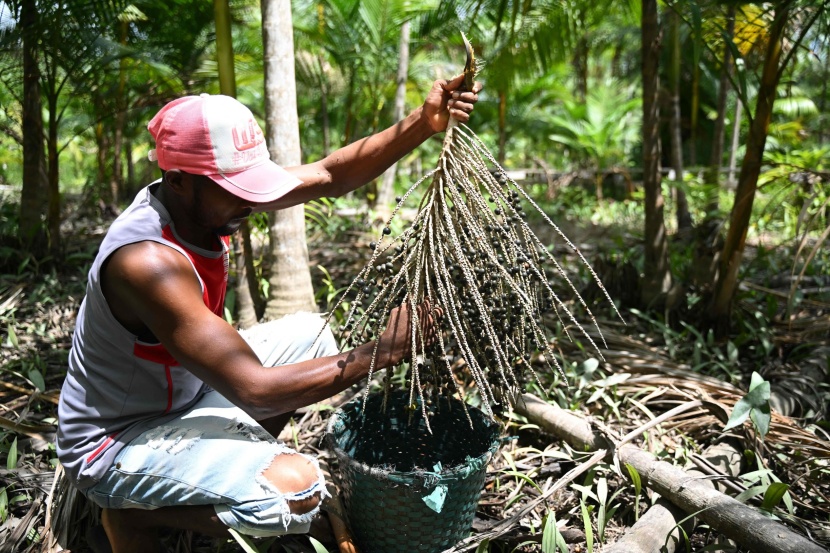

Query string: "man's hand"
[[422, 74, 483, 133], [374, 300, 443, 368]]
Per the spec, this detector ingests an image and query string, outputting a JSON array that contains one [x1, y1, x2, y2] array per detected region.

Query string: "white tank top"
[[57, 181, 230, 490]]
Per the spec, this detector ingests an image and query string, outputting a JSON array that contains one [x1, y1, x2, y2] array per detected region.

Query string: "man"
[[56, 73, 480, 552]]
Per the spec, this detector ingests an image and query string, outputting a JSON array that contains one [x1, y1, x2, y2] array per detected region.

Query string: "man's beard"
[[215, 219, 243, 236], [191, 184, 246, 236]]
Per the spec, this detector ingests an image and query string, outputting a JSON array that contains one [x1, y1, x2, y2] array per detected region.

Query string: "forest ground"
[[0, 194, 828, 553]]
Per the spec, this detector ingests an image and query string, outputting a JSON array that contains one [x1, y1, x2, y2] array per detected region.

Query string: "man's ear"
[[164, 169, 187, 195]]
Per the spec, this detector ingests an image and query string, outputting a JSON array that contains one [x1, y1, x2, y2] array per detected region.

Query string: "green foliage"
[[624, 463, 642, 521], [541, 510, 568, 553], [761, 482, 790, 513], [737, 460, 794, 517], [546, 82, 642, 171], [724, 371, 771, 438], [6, 437, 17, 470], [579, 499, 594, 553]]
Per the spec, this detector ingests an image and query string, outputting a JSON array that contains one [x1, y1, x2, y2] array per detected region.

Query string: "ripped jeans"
[[85, 313, 340, 537]]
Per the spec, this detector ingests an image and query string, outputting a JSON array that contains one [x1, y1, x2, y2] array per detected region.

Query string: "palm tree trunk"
[[19, 0, 48, 254], [234, 224, 262, 328], [710, 4, 789, 334], [111, 18, 129, 206], [820, 32, 829, 144], [214, 0, 236, 98], [727, 99, 742, 188], [94, 100, 111, 204], [125, 137, 135, 192], [669, 10, 692, 233], [262, 0, 316, 319], [376, 21, 410, 216], [343, 70, 356, 146], [572, 31, 588, 103], [705, 4, 736, 215], [498, 89, 507, 164], [318, 54, 330, 157], [46, 92, 62, 257], [215, 0, 259, 326], [640, 0, 672, 309], [215, 0, 261, 327]]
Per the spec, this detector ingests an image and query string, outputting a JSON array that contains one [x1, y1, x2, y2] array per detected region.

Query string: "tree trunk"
[[375, 21, 410, 218], [94, 102, 111, 205], [688, 53, 700, 168], [710, 5, 789, 334], [233, 225, 261, 329], [640, 0, 672, 309], [343, 70, 356, 146], [572, 13, 588, 103], [214, 0, 261, 327], [19, 0, 48, 254], [262, 0, 316, 319], [497, 89, 507, 164], [705, 4, 736, 215], [318, 54, 330, 157], [669, 10, 692, 234], [125, 137, 135, 194], [214, 0, 236, 98], [111, 18, 129, 207], [46, 90, 61, 257], [820, 33, 828, 144], [727, 99, 742, 188]]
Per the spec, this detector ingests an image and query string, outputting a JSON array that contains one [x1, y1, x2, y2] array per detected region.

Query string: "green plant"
[[625, 463, 643, 521], [541, 510, 568, 553], [724, 371, 771, 439], [546, 82, 642, 173], [736, 459, 795, 518], [314, 265, 350, 327]]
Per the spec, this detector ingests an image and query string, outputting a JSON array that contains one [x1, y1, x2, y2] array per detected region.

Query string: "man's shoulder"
[[106, 241, 192, 282]]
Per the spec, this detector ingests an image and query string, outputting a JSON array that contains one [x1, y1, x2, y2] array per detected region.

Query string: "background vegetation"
[[0, 0, 828, 551]]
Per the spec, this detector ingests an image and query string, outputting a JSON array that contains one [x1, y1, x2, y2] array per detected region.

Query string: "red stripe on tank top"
[[86, 433, 118, 463], [133, 342, 179, 365]]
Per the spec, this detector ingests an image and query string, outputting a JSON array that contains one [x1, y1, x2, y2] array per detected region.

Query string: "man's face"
[[189, 174, 254, 236]]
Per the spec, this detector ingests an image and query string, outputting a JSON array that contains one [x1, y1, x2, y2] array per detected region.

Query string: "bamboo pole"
[[514, 393, 827, 553]]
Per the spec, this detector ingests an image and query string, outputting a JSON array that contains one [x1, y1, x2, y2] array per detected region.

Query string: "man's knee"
[[261, 453, 323, 515]]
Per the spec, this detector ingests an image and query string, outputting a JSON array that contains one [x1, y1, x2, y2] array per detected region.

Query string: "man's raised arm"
[[254, 74, 481, 212]]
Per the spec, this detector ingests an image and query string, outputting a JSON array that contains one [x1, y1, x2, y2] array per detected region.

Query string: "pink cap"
[[147, 94, 302, 203]]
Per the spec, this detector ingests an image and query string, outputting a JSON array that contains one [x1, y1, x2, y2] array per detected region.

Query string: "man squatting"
[[56, 74, 481, 552]]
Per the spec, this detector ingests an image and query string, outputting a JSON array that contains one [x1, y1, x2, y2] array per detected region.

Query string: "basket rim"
[[325, 392, 502, 489]]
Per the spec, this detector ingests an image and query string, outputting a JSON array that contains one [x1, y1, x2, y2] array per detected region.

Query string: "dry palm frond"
[[559, 324, 830, 522], [319, 35, 620, 424]]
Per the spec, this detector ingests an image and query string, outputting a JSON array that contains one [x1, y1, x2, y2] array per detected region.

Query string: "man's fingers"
[[443, 73, 466, 91], [449, 99, 475, 113]]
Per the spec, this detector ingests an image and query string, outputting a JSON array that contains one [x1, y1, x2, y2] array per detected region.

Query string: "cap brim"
[[208, 160, 303, 204]]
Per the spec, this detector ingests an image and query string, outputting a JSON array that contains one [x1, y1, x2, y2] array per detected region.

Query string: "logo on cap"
[[232, 119, 264, 152]]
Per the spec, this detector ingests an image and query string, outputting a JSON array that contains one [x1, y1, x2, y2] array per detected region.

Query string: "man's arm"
[[253, 74, 481, 212], [102, 241, 428, 420]]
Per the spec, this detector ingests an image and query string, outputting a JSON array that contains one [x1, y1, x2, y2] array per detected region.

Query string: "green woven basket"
[[326, 391, 501, 553]]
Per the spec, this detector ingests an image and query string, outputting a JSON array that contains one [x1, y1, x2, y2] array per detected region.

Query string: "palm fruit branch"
[[318, 34, 621, 428]]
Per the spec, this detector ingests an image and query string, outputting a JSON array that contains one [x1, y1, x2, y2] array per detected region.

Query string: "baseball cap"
[[147, 94, 302, 203]]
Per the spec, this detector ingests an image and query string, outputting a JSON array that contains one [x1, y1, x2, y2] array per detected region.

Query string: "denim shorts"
[[86, 313, 340, 537]]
